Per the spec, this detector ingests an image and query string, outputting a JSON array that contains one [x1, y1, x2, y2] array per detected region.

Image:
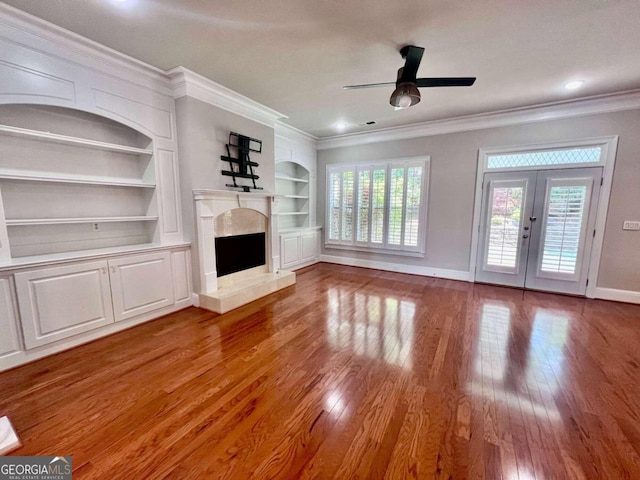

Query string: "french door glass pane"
[[388, 168, 405, 245], [486, 186, 523, 269], [357, 170, 370, 242], [540, 185, 587, 275], [341, 170, 354, 241], [371, 169, 385, 244], [328, 171, 341, 241], [404, 166, 422, 247]]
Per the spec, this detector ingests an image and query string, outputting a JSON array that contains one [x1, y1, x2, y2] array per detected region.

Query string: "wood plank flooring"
[[1, 263, 640, 479]]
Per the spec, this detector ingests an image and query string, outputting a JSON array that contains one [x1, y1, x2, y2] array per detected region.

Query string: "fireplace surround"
[[193, 189, 295, 313]]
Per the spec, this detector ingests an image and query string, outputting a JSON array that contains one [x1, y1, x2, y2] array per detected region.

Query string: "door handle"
[[530, 216, 537, 222], [522, 234, 529, 239], [523, 226, 530, 231]]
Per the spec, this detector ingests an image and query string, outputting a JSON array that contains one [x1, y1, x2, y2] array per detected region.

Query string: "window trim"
[[325, 156, 429, 256]]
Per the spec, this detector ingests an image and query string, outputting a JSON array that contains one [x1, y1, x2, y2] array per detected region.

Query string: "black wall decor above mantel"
[[221, 131, 263, 192]]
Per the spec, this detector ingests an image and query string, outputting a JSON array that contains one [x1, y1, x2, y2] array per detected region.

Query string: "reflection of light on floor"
[[469, 380, 560, 421], [472, 302, 569, 422], [475, 304, 511, 381], [505, 468, 534, 480], [527, 308, 569, 395], [325, 288, 415, 368], [325, 390, 345, 418]]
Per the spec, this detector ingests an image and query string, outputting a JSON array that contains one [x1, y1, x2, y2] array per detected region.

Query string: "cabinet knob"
[[101, 267, 107, 274], [110, 266, 117, 273]]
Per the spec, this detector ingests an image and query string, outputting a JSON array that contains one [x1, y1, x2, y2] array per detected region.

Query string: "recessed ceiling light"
[[335, 122, 347, 131], [564, 80, 585, 90]]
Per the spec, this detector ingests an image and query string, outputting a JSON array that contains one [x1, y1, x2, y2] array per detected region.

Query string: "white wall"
[[175, 96, 275, 292], [318, 109, 640, 292]]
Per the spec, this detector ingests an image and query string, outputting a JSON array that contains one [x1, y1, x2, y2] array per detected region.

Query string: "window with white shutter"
[[326, 157, 428, 255], [537, 178, 592, 280]]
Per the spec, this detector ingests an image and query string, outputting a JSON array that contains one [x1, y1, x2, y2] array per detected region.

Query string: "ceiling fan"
[[343, 45, 476, 109]]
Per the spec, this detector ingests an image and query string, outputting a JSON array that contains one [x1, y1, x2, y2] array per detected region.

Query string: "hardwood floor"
[[1, 263, 640, 479]]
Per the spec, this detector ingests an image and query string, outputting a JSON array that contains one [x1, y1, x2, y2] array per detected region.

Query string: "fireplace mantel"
[[193, 189, 281, 295], [193, 189, 282, 201]]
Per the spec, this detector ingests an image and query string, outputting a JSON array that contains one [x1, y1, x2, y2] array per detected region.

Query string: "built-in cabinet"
[[2, 245, 191, 369], [0, 276, 21, 359], [275, 126, 321, 270], [0, 13, 191, 372], [109, 252, 174, 322], [16, 260, 115, 349], [16, 251, 175, 348], [280, 227, 322, 270]]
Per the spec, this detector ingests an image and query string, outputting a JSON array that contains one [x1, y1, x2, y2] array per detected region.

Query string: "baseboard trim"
[[319, 255, 472, 282], [593, 287, 640, 304], [191, 292, 200, 307]]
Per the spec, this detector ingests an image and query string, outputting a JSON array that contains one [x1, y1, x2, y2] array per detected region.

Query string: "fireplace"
[[193, 189, 295, 313], [215, 232, 266, 277]]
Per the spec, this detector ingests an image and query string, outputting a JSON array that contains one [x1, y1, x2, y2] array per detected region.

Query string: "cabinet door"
[[280, 234, 300, 269], [300, 231, 318, 263], [109, 252, 174, 322], [15, 261, 114, 349], [0, 277, 21, 357]]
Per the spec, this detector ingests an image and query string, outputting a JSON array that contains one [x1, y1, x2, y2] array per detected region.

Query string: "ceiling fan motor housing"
[[390, 82, 421, 108]]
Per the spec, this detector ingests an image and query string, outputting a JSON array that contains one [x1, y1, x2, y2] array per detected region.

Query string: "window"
[[326, 157, 428, 255], [486, 146, 602, 170]]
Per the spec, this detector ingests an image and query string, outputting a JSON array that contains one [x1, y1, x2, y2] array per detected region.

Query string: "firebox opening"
[[215, 232, 266, 277]]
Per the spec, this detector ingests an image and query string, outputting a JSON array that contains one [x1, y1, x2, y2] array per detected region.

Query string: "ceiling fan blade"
[[398, 45, 425, 83], [343, 82, 396, 90], [415, 77, 476, 87]]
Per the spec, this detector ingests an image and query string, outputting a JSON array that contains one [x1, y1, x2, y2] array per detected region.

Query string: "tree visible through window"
[[327, 158, 428, 254]]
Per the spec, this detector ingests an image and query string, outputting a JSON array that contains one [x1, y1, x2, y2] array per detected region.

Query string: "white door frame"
[[469, 136, 619, 298]]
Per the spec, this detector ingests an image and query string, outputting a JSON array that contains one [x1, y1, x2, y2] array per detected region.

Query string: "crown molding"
[[0, 3, 170, 91], [168, 67, 287, 128], [275, 122, 318, 149], [317, 89, 640, 150]]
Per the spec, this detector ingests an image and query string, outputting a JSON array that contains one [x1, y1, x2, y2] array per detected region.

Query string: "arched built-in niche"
[[0, 104, 159, 260]]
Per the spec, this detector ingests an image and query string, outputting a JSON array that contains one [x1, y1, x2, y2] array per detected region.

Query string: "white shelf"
[[0, 124, 153, 156], [0, 242, 190, 272], [283, 195, 309, 199], [275, 174, 309, 183], [0, 169, 155, 188], [277, 212, 309, 216], [6, 216, 158, 226]]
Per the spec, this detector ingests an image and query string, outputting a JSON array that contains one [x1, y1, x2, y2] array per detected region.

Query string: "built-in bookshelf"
[[275, 161, 310, 229], [0, 105, 159, 261]]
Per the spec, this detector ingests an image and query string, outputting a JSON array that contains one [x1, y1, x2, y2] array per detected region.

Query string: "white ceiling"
[[4, 0, 640, 138]]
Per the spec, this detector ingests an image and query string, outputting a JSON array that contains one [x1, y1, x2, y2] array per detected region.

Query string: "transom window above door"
[[326, 157, 429, 256], [484, 139, 610, 172], [487, 146, 602, 170]]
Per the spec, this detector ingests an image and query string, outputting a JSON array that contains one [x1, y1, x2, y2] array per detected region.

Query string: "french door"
[[476, 167, 602, 295]]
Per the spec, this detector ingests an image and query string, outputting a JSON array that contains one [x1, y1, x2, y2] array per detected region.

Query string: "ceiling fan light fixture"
[[390, 82, 421, 108]]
